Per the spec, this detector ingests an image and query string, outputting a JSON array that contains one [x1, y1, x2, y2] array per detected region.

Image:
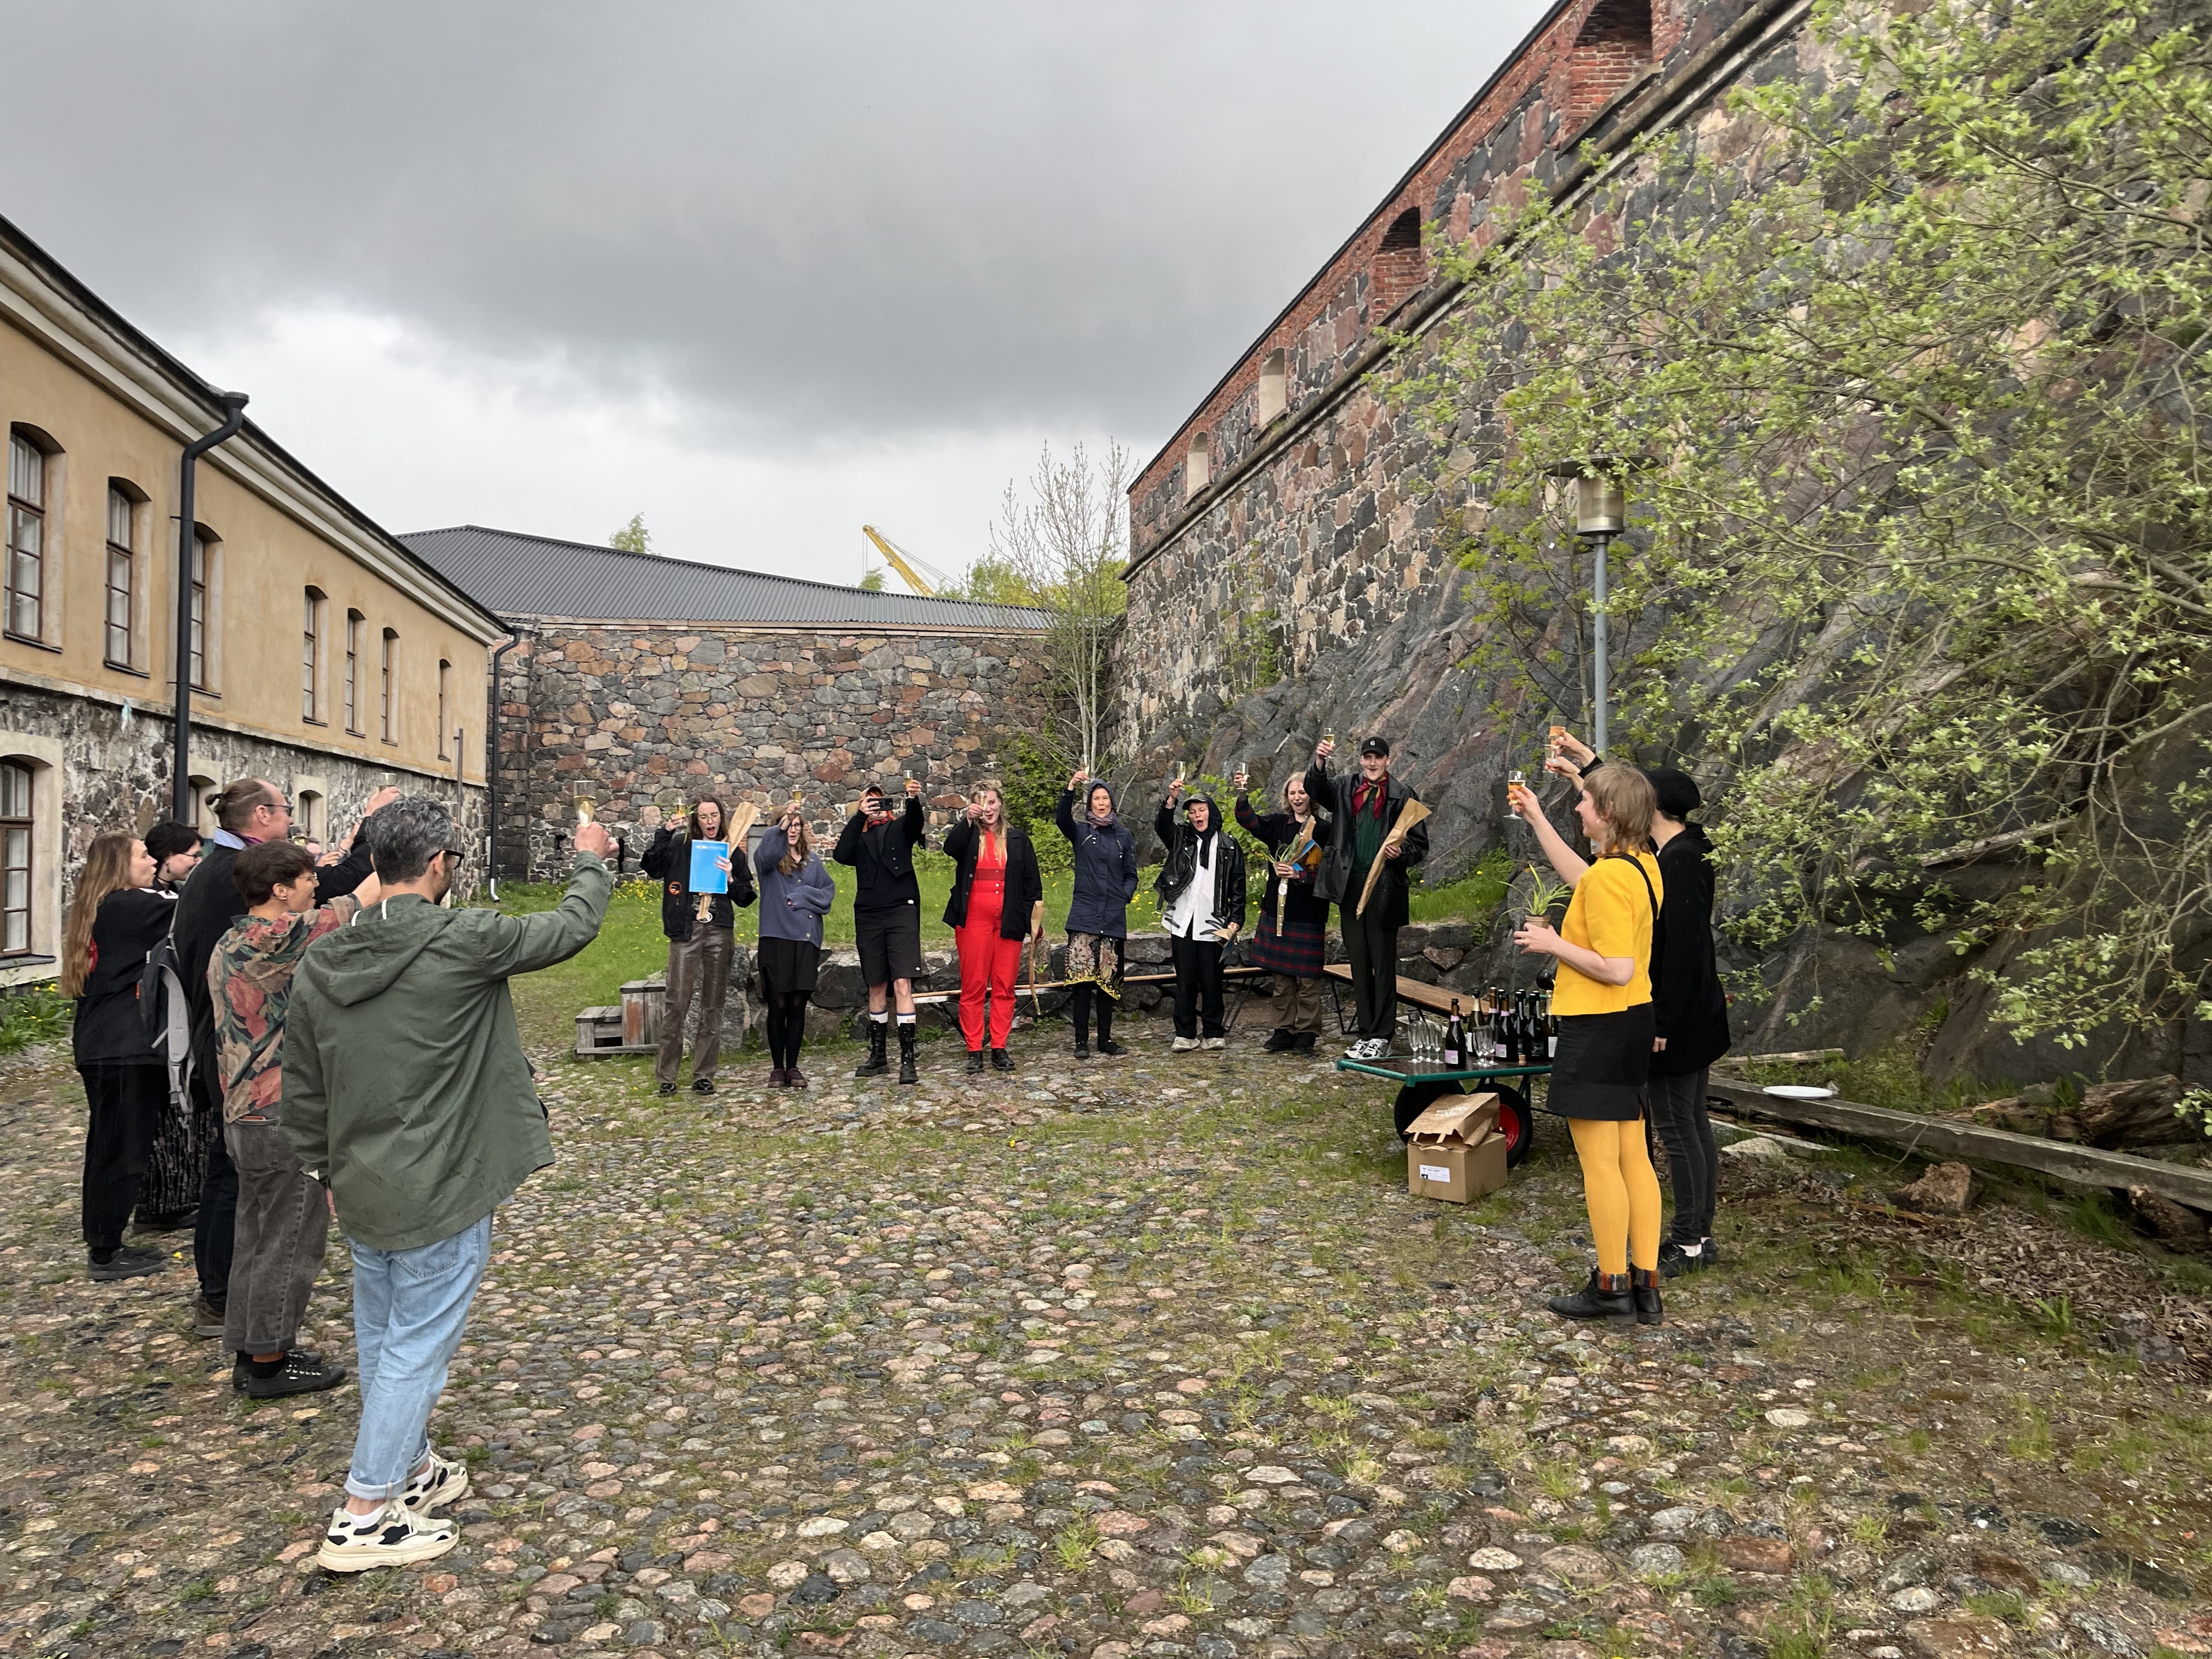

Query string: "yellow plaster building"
[[0, 214, 505, 983]]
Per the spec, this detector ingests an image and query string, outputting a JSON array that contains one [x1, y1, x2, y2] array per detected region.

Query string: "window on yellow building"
[[106, 484, 141, 670], [437, 659, 452, 760], [190, 528, 219, 692], [344, 611, 364, 733], [302, 588, 325, 723], [7, 431, 52, 645], [380, 628, 398, 743]]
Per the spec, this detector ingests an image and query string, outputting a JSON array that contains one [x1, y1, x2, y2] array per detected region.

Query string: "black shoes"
[[1630, 1266, 1664, 1327], [967, 1049, 988, 1075], [1096, 1038, 1126, 1057], [855, 1020, 890, 1077], [232, 1349, 329, 1391], [1657, 1237, 1718, 1279], [1548, 1268, 1635, 1323], [657, 1082, 678, 1097], [88, 1245, 166, 1283], [990, 1048, 1014, 1073], [897, 1024, 919, 1085], [242, 1352, 348, 1400], [1073, 1040, 1091, 1059], [1260, 1028, 1294, 1052], [692, 1077, 715, 1095], [1292, 1033, 1318, 1054]]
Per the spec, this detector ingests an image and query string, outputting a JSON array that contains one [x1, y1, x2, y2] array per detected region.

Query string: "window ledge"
[[4, 633, 63, 655], [105, 661, 150, 679], [302, 717, 328, 728]]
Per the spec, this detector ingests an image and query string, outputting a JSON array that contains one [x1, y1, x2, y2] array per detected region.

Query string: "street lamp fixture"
[[1543, 458, 1644, 752]]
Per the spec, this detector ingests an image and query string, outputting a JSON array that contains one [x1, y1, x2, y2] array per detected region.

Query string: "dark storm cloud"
[[5, 1, 1550, 447]]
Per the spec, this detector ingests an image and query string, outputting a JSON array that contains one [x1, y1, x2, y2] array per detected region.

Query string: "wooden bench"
[[1322, 962, 1473, 1032], [901, 964, 1269, 1031]]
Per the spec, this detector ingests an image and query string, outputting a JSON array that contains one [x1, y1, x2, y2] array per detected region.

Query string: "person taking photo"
[[835, 777, 928, 1083]]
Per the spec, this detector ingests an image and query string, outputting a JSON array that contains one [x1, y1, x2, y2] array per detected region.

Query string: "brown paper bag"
[[1355, 798, 1431, 918]]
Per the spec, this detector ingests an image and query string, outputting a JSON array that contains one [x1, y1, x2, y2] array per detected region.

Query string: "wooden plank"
[[1706, 1079, 2212, 1211], [1321, 962, 1464, 1014]]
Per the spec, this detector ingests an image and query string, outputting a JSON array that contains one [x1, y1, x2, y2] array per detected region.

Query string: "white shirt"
[[1165, 837, 1220, 941]]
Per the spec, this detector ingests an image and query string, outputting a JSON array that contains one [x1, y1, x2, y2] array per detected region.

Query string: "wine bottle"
[[1502, 992, 1521, 1065], [1541, 989, 1558, 1059], [1443, 1000, 1464, 1068]]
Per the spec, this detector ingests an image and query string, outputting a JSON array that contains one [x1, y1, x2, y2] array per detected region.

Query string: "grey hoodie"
[[280, 855, 611, 1251]]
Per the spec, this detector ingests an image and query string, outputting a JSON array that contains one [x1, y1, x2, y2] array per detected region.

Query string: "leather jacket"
[[1152, 800, 1247, 938]]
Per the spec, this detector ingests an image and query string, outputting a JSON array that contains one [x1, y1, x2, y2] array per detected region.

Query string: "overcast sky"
[[8, 1, 1550, 586]]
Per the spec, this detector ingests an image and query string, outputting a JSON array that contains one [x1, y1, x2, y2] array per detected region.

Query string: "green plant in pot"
[[1520, 868, 1572, 927]]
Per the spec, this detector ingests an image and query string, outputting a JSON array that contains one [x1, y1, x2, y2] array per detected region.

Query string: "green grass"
[[0, 987, 71, 1053], [1407, 847, 1513, 929]]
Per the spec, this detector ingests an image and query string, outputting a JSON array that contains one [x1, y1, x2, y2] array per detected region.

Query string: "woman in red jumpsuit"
[[942, 782, 1046, 1074]]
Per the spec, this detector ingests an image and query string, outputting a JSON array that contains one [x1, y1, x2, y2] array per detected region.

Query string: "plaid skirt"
[[1249, 910, 1325, 978]]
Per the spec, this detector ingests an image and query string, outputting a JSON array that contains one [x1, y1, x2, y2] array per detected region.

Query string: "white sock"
[[870, 1011, 888, 1024], [896, 1013, 916, 1026]]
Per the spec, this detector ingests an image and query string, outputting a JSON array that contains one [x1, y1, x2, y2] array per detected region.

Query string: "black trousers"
[[764, 993, 812, 1070], [1649, 1068, 1720, 1244], [78, 1063, 167, 1250], [1069, 984, 1115, 1046], [189, 1063, 236, 1305], [1341, 901, 1400, 1040], [1170, 935, 1226, 1039]]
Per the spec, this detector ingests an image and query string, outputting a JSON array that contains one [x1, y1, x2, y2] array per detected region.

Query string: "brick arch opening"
[[1565, 0, 1652, 134], [1372, 206, 1426, 319]]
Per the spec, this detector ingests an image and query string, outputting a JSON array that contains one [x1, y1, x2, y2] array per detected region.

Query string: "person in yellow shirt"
[[1508, 763, 1666, 1325]]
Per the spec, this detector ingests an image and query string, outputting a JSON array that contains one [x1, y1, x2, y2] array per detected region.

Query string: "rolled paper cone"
[[727, 802, 760, 846], [1356, 798, 1432, 919]]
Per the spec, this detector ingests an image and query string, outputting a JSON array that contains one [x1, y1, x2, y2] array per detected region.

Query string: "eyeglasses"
[[441, 843, 469, 864]]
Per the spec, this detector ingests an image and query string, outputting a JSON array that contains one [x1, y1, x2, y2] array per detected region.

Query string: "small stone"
[[1894, 1161, 1976, 1215], [1904, 1616, 2016, 1658], [1765, 1407, 1813, 1428], [794, 1516, 848, 1538], [1718, 1536, 1796, 1575], [765, 1561, 810, 1589], [1382, 1529, 1421, 1553], [1447, 1574, 1495, 1602], [791, 1572, 840, 1605], [622, 1621, 663, 1647], [1466, 1547, 1522, 1571], [1246, 1465, 1299, 1484], [822, 1548, 871, 1583], [1629, 1543, 1685, 1578], [1244, 1553, 1293, 1588], [737, 1593, 776, 1616], [1646, 1506, 1701, 1538], [1889, 1585, 1944, 1613], [1538, 1544, 1611, 1585]]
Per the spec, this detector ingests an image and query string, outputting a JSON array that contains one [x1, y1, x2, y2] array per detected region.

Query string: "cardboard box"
[[1406, 1093, 1509, 1204]]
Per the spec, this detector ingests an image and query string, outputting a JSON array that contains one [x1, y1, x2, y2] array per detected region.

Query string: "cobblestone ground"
[[3, 1014, 2210, 1659]]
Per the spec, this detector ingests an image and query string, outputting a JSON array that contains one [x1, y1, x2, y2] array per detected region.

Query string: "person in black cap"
[[1307, 735, 1428, 1059], [1548, 735, 1731, 1276], [834, 777, 927, 1084]]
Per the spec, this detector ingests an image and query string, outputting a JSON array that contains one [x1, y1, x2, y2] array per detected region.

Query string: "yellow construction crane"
[[860, 524, 950, 598]]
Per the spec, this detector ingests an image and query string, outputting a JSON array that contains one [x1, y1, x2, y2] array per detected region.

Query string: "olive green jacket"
[[280, 856, 611, 1251]]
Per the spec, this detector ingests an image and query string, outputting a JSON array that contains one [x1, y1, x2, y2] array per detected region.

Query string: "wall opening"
[[1257, 348, 1287, 425], [1565, 0, 1652, 135], [1187, 432, 1211, 493], [1372, 207, 1427, 318]]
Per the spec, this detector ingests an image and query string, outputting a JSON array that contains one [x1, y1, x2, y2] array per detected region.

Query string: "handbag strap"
[[1607, 851, 1657, 921]]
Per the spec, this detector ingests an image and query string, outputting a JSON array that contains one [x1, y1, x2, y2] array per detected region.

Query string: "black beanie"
[[1646, 767, 1702, 820]]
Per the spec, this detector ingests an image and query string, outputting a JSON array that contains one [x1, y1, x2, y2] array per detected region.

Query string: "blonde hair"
[[62, 834, 142, 998], [973, 781, 1006, 820], [1582, 765, 1657, 855]]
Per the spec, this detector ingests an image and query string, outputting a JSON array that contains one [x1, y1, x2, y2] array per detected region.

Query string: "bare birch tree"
[[990, 441, 1130, 774]]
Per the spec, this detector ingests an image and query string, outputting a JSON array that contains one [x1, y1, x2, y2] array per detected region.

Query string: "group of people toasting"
[[637, 723, 1728, 1329]]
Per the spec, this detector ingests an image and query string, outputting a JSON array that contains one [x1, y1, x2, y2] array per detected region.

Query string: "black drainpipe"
[[486, 629, 524, 900], [171, 392, 250, 823]]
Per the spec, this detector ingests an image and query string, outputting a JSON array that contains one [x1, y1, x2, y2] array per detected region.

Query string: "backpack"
[[137, 931, 196, 1117]]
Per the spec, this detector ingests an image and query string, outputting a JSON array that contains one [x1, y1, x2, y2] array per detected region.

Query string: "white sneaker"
[[316, 1500, 458, 1572], [1343, 1040, 1367, 1058], [1202, 1037, 1227, 1051], [400, 1446, 471, 1515], [1171, 1036, 1199, 1053]]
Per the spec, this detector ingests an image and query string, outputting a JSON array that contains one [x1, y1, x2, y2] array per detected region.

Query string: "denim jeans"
[[343, 1212, 492, 1500]]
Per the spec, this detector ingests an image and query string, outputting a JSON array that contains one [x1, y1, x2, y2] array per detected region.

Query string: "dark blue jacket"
[[1055, 786, 1139, 938]]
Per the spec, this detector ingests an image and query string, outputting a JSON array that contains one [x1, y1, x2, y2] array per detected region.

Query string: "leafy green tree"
[[857, 568, 887, 591], [608, 513, 651, 554], [1395, 0, 2211, 1047]]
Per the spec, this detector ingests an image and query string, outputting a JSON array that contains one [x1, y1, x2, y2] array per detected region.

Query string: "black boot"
[[898, 1023, 919, 1085], [1631, 1266, 1664, 1327], [1547, 1268, 1634, 1323], [1260, 1028, 1292, 1052], [991, 1047, 1014, 1073], [855, 1019, 889, 1077], [1292, 1032, 1317, 1054], [966, 1048, 986, 1075]]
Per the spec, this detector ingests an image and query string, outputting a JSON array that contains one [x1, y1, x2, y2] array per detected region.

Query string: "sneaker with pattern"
[[315, 1500, 457, 1572], [400, 1446, 471, 1515]]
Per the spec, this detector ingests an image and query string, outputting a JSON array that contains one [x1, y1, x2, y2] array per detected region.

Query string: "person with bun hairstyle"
[[1509, 763, 1666, 1325]]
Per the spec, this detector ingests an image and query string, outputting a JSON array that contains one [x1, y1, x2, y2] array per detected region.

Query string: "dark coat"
[[642, 827, 757, 941], [832, 797, 926, 910], [1234, 795, 1332, 931], [172, 836, 247, 1078], [72, 887, 176, 1068], [940, 819, 1045, 939], [1055, 788, 1138, 938], [1650, 824, 1731, 1075], [1152, 800, 1248, 938], [1302, 761, 1429, 930]]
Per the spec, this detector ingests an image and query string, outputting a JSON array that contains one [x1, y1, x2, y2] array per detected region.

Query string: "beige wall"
[[0, 315, 490, 783]]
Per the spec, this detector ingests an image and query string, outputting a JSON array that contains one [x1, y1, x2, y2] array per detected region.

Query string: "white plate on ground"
[[1762, 1084, 1836, 1098]]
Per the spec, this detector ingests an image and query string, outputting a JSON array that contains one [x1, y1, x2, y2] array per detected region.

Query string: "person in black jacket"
[[943, 782, 1045, 1074], [1644, 769, 1730, 1276], [1056, 775, 1139, 1058], [1234, 765, 1331, 1054], [1306, 737, 1429, 1060], [62, 833, 174, 1282], [1154, 783, 1246, 1051], [642, 796, 759, 1098], [834, 778, 927, 1082]]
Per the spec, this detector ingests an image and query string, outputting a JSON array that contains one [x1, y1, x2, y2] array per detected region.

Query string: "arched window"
[[1372, 207, 1426, 318], [1565, 0, 1652, 133], [344, 610, 365, 733], [7, 428, 57, 646], [437, 659, 452, 760], [1187, 432, 1211, 494], [188, 774, 217, 833], [380, 628, 398, 743], [0, 761, 30, 955], [296, 788, 324, 843], [106, 481, 147, 670], [302, 588, 326, 723], [1257, 348, 1287, 425]]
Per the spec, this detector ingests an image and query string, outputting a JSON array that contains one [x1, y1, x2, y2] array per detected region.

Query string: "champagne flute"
[[573, 785, 596, 827]]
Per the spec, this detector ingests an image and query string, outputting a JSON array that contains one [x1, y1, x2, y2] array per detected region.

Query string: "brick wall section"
[[493, 625, 1047, 880], [1125, 0, 1714, 560]]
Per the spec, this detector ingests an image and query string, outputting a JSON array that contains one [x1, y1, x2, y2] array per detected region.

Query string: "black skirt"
[[1546, 1005, 1655, 1121], [758, 935, 821, 998]]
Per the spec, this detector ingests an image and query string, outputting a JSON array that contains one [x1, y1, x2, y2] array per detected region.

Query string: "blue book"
[[688, 839, 730, 894]]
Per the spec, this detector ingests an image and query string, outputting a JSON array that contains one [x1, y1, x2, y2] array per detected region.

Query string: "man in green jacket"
[[282, 796, 612, 1571]]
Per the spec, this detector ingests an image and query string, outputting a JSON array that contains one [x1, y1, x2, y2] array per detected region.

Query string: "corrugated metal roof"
[[399, 524, 1049, 631]]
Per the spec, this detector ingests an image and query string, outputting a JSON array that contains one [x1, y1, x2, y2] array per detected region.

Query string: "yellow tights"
[[1568, 1116, 1662, 1275]]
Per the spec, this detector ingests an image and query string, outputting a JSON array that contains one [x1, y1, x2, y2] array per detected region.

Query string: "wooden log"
[[1706, 1079, 2212, 1212], [1726, 1048, 1846, 1067]]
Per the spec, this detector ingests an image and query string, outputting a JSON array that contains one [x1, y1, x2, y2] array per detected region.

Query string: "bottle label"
[[1443, 1047, 1459, 1066]]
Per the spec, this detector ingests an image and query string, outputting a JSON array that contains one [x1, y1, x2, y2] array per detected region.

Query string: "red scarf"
[[1352, 774, 1391, 819]]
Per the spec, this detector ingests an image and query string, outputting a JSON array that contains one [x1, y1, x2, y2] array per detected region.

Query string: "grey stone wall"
[[492, 625, 1047, 881]]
